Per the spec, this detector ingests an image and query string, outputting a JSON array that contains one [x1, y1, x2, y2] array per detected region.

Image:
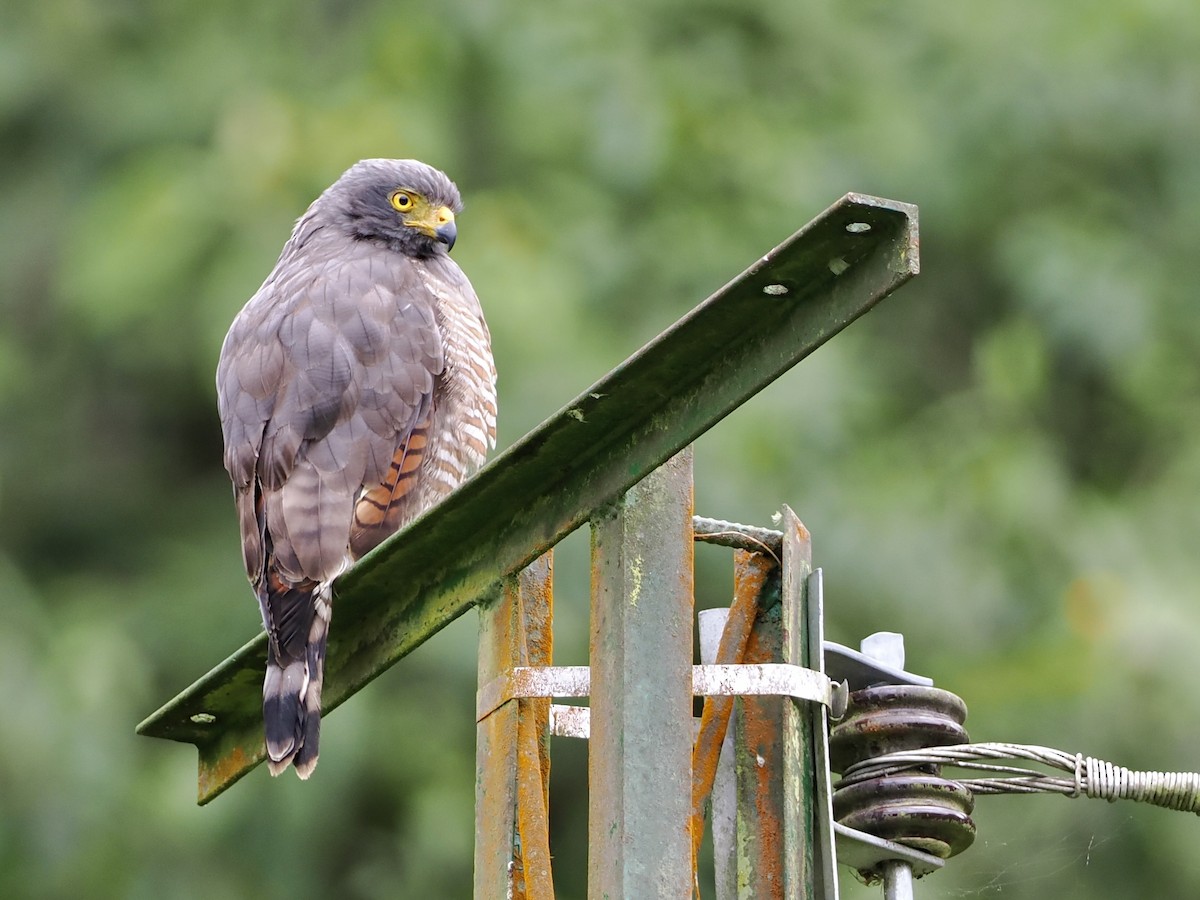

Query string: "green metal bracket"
[[136, 193, 919, 805], [588, 448, 696, 896]]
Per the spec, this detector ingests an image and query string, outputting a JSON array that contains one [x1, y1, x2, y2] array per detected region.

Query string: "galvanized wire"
[[692, 516, 783, 562], [839, 742, 1200, 815]]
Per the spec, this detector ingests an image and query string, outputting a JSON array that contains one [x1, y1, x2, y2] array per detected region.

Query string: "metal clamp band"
[[477, 663, 848, 723]]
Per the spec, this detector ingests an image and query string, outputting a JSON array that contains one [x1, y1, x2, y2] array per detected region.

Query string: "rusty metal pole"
[[699, 608, 737, 900], [589, 448, 695, 899], [475, 554, 554, 899], [729, 549, 781, 896], [730, 508, 817, 899]]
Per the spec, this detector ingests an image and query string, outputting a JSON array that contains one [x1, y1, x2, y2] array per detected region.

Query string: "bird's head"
[[326, 159, 463, 258]]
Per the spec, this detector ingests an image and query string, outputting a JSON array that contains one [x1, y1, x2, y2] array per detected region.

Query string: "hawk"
[[216, 159, 497, 778]]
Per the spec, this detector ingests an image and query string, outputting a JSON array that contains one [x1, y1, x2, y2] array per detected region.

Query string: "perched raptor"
[[216, 159, 497, 778]]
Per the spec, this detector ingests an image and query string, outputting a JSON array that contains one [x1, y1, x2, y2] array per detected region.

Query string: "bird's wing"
[[217, 246, 444, 596], [347, 255, 496, 559]]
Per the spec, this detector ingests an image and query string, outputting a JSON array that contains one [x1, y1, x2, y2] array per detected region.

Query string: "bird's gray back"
[[217, 227, 445, 585]]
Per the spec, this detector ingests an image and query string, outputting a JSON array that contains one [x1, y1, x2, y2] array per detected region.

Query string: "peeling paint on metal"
[[629, 554, 643, 608]]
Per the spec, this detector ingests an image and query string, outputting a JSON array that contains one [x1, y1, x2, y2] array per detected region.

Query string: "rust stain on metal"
[[197, 742, 260, 805], [521, 554, 555, 671], [475, 576, 522, 900], [476, 704, 519, 897], [515, 555, 554, 895], [516, 699, 554, 899], [474, 556, 555, 899], [736, 606, 789, 898], [690, 548, 776, 884]]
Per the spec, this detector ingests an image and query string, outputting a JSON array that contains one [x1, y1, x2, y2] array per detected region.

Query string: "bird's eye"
[[389, 191, 415, 212]]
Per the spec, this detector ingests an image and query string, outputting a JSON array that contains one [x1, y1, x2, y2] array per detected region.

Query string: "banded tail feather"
[[259, 571, 330, 778]]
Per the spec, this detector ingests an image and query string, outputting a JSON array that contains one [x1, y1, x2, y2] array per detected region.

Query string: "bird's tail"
[[260, 576, 331, 779]]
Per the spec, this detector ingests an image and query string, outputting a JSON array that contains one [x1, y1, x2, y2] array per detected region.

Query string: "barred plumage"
[[216, 159, 496, 778]]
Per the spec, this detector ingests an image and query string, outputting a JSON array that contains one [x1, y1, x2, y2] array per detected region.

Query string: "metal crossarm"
[[136, 192, 918, 810]]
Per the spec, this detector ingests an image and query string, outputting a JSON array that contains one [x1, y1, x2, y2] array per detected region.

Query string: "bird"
[[216, 159, 497, 778]]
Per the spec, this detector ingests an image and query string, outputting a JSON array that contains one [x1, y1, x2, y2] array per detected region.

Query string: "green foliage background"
[[3, 1, 1200, 897]]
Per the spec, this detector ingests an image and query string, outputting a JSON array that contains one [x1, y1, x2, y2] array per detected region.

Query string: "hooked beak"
[[433, 205, 457, 251], [435, 218, 457, 251]]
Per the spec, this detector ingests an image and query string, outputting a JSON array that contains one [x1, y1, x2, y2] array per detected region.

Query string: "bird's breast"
[[413, 264, 497, 511]]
